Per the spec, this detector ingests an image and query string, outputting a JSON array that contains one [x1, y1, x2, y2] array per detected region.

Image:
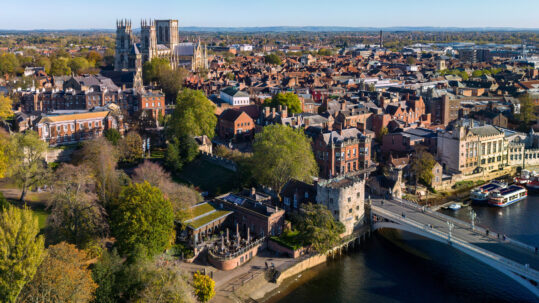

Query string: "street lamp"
[[447, 221, 454, 243], [469, 209, 477, 231]]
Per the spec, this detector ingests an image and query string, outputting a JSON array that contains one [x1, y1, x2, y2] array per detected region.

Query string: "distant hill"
[[1, 26, 538, 34]]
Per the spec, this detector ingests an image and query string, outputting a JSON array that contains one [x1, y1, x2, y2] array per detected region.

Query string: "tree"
[[46, 164, 108, 248], [19, 242, 98, 303], [50, 57, 71, 76], [8, 131, 50, 202], [142, 58, 170, 84], [251, 125, 318, 199], [132, 160, 200, 220], [406, 56, 417, 65], [264, 53, 282, 65], [104, 129, 121, 145], [317, 48, 333, 56], [139, 261, 195, 303], [266, 92, 302, 114], [167, 89, 217, 139], [0, 129, 10, 178], [192, 271, 215, 303], [376, 126, 388, 142], [165, 135, 199, 172], [75, 138, 122, 206], [295, 203, 344, 253], [0, 95, 13, 122], [118, 131, 143, 163], [158, 67, 188, 102], [91, 249, 123, 303], [0, 206, 45, 302], [37, 57, 51, 74], [410, 146, 437, 187], [0, 53, 19, 76], [69, 57, 90, 75], [111, 182, 174, 257], [517, 94, 536, 125]]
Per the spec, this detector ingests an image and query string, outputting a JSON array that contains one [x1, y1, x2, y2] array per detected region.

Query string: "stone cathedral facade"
[[114, 19, 208, 88]]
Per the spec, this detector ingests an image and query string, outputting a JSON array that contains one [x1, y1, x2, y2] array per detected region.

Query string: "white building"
[[220, 87, 250, 106]]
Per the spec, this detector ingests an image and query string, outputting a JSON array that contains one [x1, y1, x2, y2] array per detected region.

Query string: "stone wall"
[[44, 147, 76, 163], [275, 254, 327, 284], [268, 238, 305, 258], [200, 151, 237, 172]]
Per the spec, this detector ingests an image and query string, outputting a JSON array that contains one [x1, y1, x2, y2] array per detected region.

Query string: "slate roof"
[[469, 125, 503, 137], [219, 109, 245, 122], [321, 128, 364, 145], [222, 86, 249, 98]]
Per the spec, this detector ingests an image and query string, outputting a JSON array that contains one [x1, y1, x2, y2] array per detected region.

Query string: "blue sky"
[[1, 0, 538, 30]]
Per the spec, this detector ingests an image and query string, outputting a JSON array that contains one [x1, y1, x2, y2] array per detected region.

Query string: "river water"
[[266, 196, 539, 303]]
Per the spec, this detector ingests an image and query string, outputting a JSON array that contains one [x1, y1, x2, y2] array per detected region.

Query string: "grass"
[[189, 202, 217, 219], [270, 230, 304, 250], [149, 148, 165, 160], [174, 158, 239, 196], [187, 210, 232, 229], [6, 200, 49, 230]]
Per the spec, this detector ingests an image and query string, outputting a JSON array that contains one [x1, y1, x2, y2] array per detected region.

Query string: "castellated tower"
[[140, 19, 157, 63], [155, 20, 179, 50], [114, 19, 134, 71]]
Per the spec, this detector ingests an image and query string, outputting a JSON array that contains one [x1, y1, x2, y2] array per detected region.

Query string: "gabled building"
[[218, 109, 255, 140], [220, 86, 250, 106]]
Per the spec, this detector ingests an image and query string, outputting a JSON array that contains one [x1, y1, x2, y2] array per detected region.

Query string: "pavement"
[[372, 199, 539, 271]]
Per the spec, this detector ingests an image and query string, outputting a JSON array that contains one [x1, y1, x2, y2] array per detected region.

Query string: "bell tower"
[[114, 19, 133, 71], [140, 19, 157, 63]]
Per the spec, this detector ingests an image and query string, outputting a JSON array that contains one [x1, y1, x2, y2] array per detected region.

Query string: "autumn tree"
[[158, 67, 188, 102], [19, 242, 98, 303], [46, 164, 108, 248], [0, 129, 9, 178], [265, 92, 302, 114], [295, 203, 344, 253], [118, 131, 143, 163], [0, 53, 19, 75], [132, 160, 200, 220], [69, 57, 90, 75], [139, 261, 196, 303], [192, 271, 215, 303], [0, 95, 13, 123], [167, 89, 217, 139], [165, 135, 199, 172], [251, 125, 318, 198], [0, 206, 45, 302], [111, 182, 174, 257], [410, 145, 437, 187], [8, 131, 50, 202], [517, 94, 537, 126]]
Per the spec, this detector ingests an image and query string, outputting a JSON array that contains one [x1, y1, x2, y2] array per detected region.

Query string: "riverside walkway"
[[370, 198, 539, 298]]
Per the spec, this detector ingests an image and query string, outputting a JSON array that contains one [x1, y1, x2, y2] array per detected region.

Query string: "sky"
[[1, 0, 538, 30]]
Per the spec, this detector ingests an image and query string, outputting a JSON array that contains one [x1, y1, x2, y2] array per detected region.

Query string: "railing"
[[373, 207, 539, 281], [384, 198, 539, 254], [208, 237, 266, 261]]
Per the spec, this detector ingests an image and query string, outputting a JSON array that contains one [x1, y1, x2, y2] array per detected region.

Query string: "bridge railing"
[[373, 207, 539, 281], [387, 198, 539, 255]]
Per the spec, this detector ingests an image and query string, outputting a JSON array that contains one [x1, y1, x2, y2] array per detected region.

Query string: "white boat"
[[470, 181, 507, 204], [448, 203, 461, 210], [488, 185, 527, 207]]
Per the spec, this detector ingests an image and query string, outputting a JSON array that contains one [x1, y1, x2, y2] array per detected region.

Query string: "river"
[[265, 195, 539, 303]]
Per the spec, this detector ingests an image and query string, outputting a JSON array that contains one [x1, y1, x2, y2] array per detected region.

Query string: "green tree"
[[139, 262, 195, 303], [119, 131, 143, 163], [91, 249, 123, 303], [104, 129, 121, 145], [37, 57, 51, 74], [0, 53, 20, 75], [517, 94, 537, 125], [0, 95, 13, 122], [192, 271, 215, 303], [69, 57, 90, 75], [410, 146, 436, 187], [111, 182, 174, 257], [19, 242, 98, 303], [0, 206, 45, 302], [317, 48, 333, 56], [0, 130, 9, 179], [251, 125, 318, 198], [168, 89, 217, 139], [142, 58, 170, 84], [266, 92, 302, 114], [264, 53, 282, 65], [8, 131, 50, 202], [295, 203, 344, 253], [406, 56, 417, 65], [165, 135, 199, 172], [50, 57, 71, 76]]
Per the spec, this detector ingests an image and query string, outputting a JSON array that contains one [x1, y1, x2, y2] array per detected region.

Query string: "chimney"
[[251, 187, 256, 197], [282, 106, 288, 118], [271, 107, 276, 118], [340, 100, 346, 111]]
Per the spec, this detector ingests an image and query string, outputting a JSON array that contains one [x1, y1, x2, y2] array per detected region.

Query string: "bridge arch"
[[372, 221, 539, 298]]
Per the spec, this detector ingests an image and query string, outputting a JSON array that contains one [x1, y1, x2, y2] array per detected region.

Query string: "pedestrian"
[[486, 229, 489, 236], [381, 200, 384, 205], [265, 261, 268, 269], [497, 233, 500, 239]]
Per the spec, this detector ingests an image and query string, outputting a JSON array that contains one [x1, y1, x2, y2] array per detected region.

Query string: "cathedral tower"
[[155, 19, 179, 50], [114, 19, 134, 71], [140, 19, 157, 63]]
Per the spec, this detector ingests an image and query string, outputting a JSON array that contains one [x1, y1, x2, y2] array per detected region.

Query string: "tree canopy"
[[264, 53, 282, 65], [265, 92, 302, 114], [517, 94, 537, 126], [142, 58, 170, 84], [0, 206, 45, 302], [167, 89, 217, 139], [251, 125, 318, 197], [111, 182, 175, 257], [192, 271, 215, 303], [0, 95, 13, 122], [118, 131, 143, 164], [410, 146, 437, 187], [294, 203, 345, 253]]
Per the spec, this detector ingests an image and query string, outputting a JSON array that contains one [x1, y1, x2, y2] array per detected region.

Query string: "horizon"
[[1, 0, 538, 30]]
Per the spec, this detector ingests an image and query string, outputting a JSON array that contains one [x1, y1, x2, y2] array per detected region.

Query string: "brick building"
[[218, 109, 255, 140]]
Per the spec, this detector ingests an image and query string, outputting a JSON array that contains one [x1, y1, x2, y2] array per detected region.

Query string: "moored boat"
[[488, 185, 527, 207], [470, 181, 507, 204], [448, 203, 461, 210]]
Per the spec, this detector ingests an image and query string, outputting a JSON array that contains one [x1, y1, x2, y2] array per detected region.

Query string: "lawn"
[[7, 200, 49, 230], [270, 230, 304, 250], [175, 158, 239, 196]]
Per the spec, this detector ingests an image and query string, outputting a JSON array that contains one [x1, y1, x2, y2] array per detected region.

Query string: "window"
[[357, 192, 360, 198], [348, 197, 351, 202], [329, 198, 333, 204], [349, 208, 352, 213]]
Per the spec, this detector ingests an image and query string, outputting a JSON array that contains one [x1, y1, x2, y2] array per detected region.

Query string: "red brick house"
[[312, 128, 371, 178], [218, 109, 255, 140]]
